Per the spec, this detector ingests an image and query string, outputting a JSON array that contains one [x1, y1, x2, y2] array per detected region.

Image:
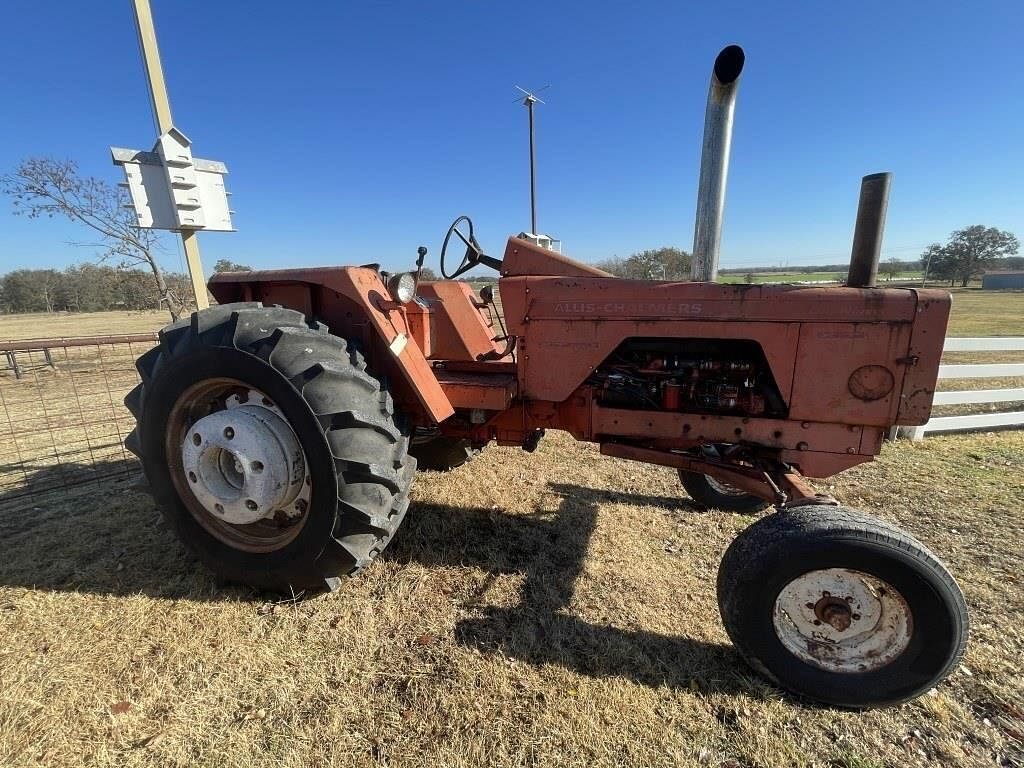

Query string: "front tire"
[[717, 505, 968, 708], [679, 470, 770, 514], [124, 303, 415, 593]]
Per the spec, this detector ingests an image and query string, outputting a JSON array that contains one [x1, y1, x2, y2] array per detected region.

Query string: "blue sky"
[[1, 1, 1021, 277]]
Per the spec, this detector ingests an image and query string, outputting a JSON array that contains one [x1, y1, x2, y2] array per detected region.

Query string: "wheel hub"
[[180, 391, 310, 525], [772, 568, 912, 674]]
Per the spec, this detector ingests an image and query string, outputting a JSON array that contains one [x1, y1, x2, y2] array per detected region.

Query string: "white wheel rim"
[[179, 388, 311, 526], [772, 568, 912, 674]]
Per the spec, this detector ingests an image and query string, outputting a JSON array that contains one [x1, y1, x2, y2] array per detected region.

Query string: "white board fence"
[[899, 337, 1024, 440]]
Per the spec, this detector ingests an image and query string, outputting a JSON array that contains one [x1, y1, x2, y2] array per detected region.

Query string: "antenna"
[[514, 85, 549, 234]]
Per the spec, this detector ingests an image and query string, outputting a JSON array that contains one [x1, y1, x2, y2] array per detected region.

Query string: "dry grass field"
[[1, 289, 1023, 767], [0, 309, 170, 340]]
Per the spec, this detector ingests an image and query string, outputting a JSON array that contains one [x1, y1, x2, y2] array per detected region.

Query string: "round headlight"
[[387, 272, 417, 304]]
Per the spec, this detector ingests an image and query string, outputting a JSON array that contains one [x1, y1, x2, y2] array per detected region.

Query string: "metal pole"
[[847, 172, 892, 288], [131, 0, 209, 310], [528, 97, 537, 235]]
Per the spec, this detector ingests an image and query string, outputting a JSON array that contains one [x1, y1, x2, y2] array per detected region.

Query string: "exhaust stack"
[[847, 172, 892, 288], [690, 45, 745, 282]]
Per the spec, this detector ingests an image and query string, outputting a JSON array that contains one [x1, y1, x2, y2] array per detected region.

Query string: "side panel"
[[516, 317, 801, 405], [414, 281, 503, 361], [788, 322, 911, 426], [501, 276, 932, 426], [897, 290, 952, 425]]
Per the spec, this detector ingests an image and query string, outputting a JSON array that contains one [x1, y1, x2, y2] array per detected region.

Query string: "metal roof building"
[[981, 271, 1024, 290]]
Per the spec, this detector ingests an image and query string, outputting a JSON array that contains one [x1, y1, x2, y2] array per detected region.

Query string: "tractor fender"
[[209, 267, 455, 424]]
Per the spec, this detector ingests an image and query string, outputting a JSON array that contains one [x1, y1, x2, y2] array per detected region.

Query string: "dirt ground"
[[0, 290, 1022, 767], [1, 432, 1022, 768]]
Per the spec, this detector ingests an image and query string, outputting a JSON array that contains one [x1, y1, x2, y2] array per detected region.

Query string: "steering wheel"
[[440, 216, 479, 279]]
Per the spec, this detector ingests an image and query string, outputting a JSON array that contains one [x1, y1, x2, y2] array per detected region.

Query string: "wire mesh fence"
[[0, 334, 158, 510]]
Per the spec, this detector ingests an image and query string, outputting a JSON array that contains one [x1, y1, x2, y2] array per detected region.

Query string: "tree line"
[[1, 157, 1018, 318], [594, 226, 1019, 286], [0, 263, 195, 314]]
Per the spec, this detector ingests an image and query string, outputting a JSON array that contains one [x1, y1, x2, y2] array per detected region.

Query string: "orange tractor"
[[126, 47, 966, 708]]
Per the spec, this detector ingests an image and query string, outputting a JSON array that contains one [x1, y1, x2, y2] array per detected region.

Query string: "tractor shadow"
[[0, 459, 243, 600], [0, 464, 748, 695], [385, 482, 746, 695]]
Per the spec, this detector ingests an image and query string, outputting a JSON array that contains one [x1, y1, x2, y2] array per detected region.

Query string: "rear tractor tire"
[[717, 505, 968, 708], [124, 302, 415, 593]]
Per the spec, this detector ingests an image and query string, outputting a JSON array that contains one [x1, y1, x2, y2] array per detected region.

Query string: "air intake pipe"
[[690, 45, 745, 282]]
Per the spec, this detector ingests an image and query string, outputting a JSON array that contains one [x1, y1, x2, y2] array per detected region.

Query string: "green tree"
[[213, 259, 252, 272], [919, 243, 943, 285], [595, 247, 691, 280], [921, 226, 1019, 287]]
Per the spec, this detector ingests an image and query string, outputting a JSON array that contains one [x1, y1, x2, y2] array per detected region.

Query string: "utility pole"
[[516, 86, 548, 235], [131, 0, 208, 310]]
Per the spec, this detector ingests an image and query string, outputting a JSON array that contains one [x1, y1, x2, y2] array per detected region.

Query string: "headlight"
[[387, 272, 417, 304]]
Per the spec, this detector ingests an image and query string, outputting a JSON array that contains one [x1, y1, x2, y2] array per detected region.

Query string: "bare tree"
[[1, 157, 185, 320]]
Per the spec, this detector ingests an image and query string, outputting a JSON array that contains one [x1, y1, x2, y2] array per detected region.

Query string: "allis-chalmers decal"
[[552, 302, 704, 316]]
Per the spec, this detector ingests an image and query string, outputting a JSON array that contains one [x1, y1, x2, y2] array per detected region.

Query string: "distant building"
[[517, 232, 562, 253], [981, 271, 1024, 290]]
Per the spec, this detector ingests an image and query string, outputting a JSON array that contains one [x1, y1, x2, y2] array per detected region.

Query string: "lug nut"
[[192, 433, 202, 446], [245, 499, 258, 511], [224, 426, 235, 440], [251, 461, 264, 474]]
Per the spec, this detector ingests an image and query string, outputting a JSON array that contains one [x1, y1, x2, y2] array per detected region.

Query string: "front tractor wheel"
[[717, 505, 968, 708], [679, 470, 770, 514], [125, 303, 415, 593]]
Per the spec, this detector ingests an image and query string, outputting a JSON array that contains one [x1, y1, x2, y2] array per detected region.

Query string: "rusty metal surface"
[[847, 365, 896, 401], [847, 173, 892, 288], [897, 290, 952, 425], [599, 442, 780, 501], [789, 322, 909, 426], [434, 369, 516, 411], [413, 282, 504, 361], [209, 242, 949, 487], [500, 275, 924, 409], [772, 568, 913, 674], [499, 237, 612, 278]]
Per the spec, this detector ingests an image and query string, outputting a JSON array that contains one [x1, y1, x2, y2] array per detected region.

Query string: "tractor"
[[124, 47, 967, 708]]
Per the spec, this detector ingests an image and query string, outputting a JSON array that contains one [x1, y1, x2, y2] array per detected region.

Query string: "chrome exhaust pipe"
[[690, 45, 745, 282]]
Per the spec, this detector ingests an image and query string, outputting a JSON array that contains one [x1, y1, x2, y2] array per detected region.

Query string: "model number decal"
[[551, 302, 703, 316]]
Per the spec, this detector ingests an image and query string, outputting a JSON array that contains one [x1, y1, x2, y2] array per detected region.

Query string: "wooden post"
[[131, 0, 209, 310]]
